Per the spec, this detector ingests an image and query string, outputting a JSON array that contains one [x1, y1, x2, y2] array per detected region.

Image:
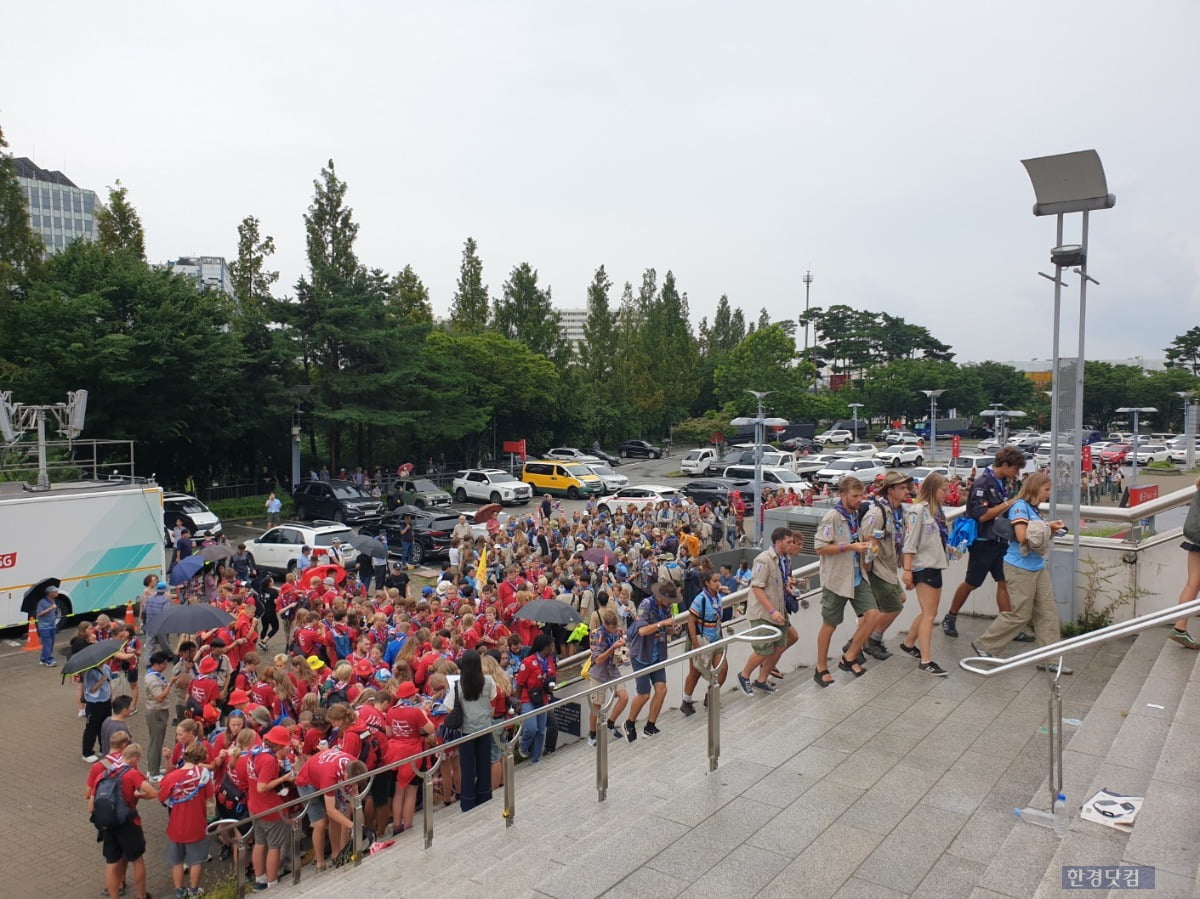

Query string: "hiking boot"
[[898, 641, 921, 658], [679, 700, 696, 717], [941, 614, 958, 637], [918, 660, 949, 677], [1169, 628, 1200, 650], [841, 640, 867, 667], [624, 720, 637, 742], [643, 722, 661, 737], [1013, 631, 1035, 642], [865, 638, 893, 660], [970, 641, 993, 658], [736, 673, 754, 696]]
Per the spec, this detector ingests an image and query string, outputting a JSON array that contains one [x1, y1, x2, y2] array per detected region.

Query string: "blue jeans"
[[401, 541, 414, 566], [458, 732, 493, 812], [519, 702, 547, 763], [38, 627, 56, 664]]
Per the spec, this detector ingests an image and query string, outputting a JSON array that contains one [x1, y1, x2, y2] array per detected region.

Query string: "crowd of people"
[[62, 446, 1196, 899]]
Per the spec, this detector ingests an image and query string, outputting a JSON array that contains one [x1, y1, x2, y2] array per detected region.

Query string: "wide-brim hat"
[[881, 471, 914, 489]]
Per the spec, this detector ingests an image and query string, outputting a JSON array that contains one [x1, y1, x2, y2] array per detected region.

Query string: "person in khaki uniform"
[[813, 477, 879, 687], [735, 527, 796, 696], [859, 471, 914, 660]]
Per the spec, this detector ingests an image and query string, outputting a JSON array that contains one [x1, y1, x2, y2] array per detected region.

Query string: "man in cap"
[[736, 527, 796, 697], [141, 581, 173, 655], [35, 584, 61, 666], [856, 470, 914, 660]]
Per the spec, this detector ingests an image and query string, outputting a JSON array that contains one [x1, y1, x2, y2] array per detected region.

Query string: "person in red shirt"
[[516, 634, 557, 764], [167, 719, 217, 771], [91, 743, 156, 899], [188, 656, 222, 729], [159, 741, 216, 894], [385, 682, 435, 835], [247, 725, 295, 891], [475, 606, 510, 650], [294, 746, 367, 871]]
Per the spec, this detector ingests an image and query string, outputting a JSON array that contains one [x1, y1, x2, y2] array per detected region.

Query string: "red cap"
[[264, 725, 291, 746], [229, 689, 250, 705], [395, 681, 418, 699], [198, 656, 218, 674]]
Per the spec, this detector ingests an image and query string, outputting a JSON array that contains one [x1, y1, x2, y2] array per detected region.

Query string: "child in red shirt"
[[159, 741, 216, 894]]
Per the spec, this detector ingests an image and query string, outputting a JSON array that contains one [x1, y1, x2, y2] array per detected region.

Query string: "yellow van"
[[521, 460, 604, 499]]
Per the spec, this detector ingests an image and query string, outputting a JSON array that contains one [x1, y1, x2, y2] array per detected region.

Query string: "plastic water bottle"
[[1052, 793, 1069, 837]]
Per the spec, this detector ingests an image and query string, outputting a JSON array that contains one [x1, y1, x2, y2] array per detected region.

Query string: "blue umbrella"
[[170, 554, 206, 585]]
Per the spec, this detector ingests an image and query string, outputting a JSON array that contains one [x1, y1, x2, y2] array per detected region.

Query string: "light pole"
[[1178, 391, 1196, 470], [1175, 391, 1193, 433], [731, 391, 788, 547], [802, 270, 814, 357], [291, 385, 314, 491], [920, 390, 945, 461], [1116, 406, 1156, 491], [848, 403, 863, 442]]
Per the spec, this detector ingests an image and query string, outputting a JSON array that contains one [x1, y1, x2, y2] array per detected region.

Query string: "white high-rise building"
[[13, 157, 100, 255], [164, 256, 235, 297], [558, 307, 588, 353]]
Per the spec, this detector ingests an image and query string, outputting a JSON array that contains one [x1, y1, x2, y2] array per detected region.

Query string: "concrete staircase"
[[274, 619, 1200, 899]]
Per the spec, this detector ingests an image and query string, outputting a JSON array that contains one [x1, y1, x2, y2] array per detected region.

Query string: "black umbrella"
[[198, 543, 233, 564], [21, 577, 62, 618], [144, 603, 234, 636], [345, 533, 387, 557], [62, 638, 126, 677], [515, 599, 583, 626]]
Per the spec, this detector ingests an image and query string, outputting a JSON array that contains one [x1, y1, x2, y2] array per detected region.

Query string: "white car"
[[909, 465, 949, 486], [680, 447, 720, 475], [246, 522, 359, 575], [597, 484, 681, 515], [835, 443, 878, 459], [1131, 444, 1170, 465], [1167, 442, 1195, 464], [585, 462, 629, 494], [816, 429, 854, 446], [876, 444, 925, 466], [452, 469, 533, 505], [721, 465, 812, 494], [813, 458, 889, 488], [544, 447, 601, 464]]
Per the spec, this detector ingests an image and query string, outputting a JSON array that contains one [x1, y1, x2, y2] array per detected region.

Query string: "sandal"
[[837, 655, 867, 677], [769, 668, 784, 679], [813, 669, 834, 688]]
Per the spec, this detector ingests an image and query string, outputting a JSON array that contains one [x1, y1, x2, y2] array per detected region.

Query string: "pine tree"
[[229, 215, 279, 308], [580, 265, 617, 380], [389, 264, 433, 323], [94, 180, 146, 259], [492, 262, 560, 357], [449, 237, 489, 331]]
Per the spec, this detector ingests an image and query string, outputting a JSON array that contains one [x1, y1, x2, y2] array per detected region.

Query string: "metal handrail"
[[1040, 481, 1196, 525], [218, 620, 782, 896], [959, 595, 1200, 677]]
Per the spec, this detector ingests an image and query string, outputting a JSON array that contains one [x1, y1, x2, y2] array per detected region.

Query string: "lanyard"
[[833, 503, 859, 542]]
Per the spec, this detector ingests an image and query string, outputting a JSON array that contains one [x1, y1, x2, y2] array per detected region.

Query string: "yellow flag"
[[475, 546, 489, 585]]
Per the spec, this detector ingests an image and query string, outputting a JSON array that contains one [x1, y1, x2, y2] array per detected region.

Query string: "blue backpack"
[[949, 516, 977, 549]]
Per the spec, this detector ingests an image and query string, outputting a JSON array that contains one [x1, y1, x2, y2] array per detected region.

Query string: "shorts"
[[297, 783, 325, 824], [165, 838, 210, 866], [749, 618, 788, 656], [820, 582, 878, 628], [101, 822, 146, 864], [965, 539, 1006, 587], [126, 668, 139, 684], [631, 657, 666, 696], [1183, 541, 1200, 553], [867, 572, 903, 614], [251, 817, 290, 850], [369, 767, 394, 804], [911, 569, 944, 589]]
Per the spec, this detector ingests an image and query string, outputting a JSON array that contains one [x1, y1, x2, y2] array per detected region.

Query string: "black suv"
[[292, 480, 384, 524], [618, 439, 663, 459], [359, 505, 460, 565]]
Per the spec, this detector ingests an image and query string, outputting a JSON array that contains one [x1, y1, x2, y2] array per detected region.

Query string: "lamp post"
[[802, 270, 814, 357], [291, 385, 314, 491], [1175, 391, 1193, 433], [731, 391, 789, 547], [848, 403, 863, 442], [920, 390, 945, 461], [1178, 391, 1196, 470], [1116, 406, 1156, 491]]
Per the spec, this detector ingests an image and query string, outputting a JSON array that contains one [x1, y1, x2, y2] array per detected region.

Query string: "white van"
[[722, 465, 811, 493], [947, 454, 996, 481]]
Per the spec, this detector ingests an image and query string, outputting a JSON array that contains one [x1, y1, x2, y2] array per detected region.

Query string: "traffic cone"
[[22, 617, 39, 651], [124, 600, 137, 629]]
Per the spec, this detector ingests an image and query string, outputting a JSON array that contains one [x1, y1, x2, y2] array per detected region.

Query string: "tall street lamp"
[[848, 403, 864, 441], [920, 390, 945, 461], [802, 270, 814, 357], [731, 390, 788, 547], [1175, 391, 1193, 432], [1177, 391, 1196, 470], [1022, 149, 1115, 626], [1116, 406, 1157, 491]]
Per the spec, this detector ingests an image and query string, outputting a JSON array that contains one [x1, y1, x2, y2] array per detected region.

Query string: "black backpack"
[[93, 766, 134, 829]]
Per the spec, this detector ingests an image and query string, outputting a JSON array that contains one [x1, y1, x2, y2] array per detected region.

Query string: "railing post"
[[351, 781, 368, 867], [421, 754, 441, 849], [502, 730, 518, 826], [594, 687, 614, 802], [289, 812, 303, 885], [1049, 665, 1064, 811], [706, 661, 721, 772]]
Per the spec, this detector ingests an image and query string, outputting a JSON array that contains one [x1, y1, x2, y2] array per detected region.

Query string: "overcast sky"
[[5, 1, 1198, 364]]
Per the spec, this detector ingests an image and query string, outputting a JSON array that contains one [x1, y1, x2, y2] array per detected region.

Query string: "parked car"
[[246, 522, 358, 575], [909, 465, 949, 487], [680, 447, 720, 476], [520, 460, 604, 498], [162, 492, 223, 545], [359, 505, 457, 566], [712, 447, 795, 472], [1131, 444, 1170, 465], [597, 484, 681, 515], [781, 436, 822, 453], [681, 477, 752, 507], [452, 469, 533, 505], [292, 480, 384, 524], [584, 462, 629, 494], [1168, 443, 1193, 464], [815, 429, 853, 446], [813, 458, 888, 488], [544, 447, 602, 464], [617, 439, 663, 459], [721, 465, 812, 494], [876, 444, 925, 466], [1099, 444, 1131, 465], [947, 454, 996, 481], [835, 443, 878, 459], [588, 446, 622, 466], [879, 430, 921, 445], [389, 477, 452, 509]]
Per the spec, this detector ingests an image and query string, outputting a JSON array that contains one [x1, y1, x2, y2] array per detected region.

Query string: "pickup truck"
[[680, 447, 719, 476], [452, 469, 533, 505]]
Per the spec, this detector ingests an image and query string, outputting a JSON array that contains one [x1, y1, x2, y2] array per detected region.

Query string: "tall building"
[[163, 256, 235, 297], [558, 307, 588, 353], [13, 157, 100, 255]]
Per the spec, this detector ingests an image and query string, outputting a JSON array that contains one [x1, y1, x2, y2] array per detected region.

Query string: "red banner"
[[1081, 444, 1092, 472], [1128, 484, 1158, 508], [951, 435, 961, 459], [502, 439, 526, 460]]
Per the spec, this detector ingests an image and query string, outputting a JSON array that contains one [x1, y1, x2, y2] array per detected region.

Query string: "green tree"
[[642, 270, 698, 433], [713, 325, 813, 420], [94, 180, 146, 259], [0, 125, 43, 291], [580, 265, 617, 381], [492, 262, 561, 357], [229, 215, 279, 308], [1082, 362, 1144, 429], [388, 264, 433, 323], [1165, 326, 1200, 376], [962, 361, 1035, 410], [449, 237, 489, 332]]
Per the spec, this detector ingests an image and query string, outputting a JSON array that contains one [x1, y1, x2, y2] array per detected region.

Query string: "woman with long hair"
[[480, 653, 512, 790], [449, 650, 498, 812], [899, 472, 954, 676], [971, 471, 1067, 664], [1169, 476, 1200, 649]]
